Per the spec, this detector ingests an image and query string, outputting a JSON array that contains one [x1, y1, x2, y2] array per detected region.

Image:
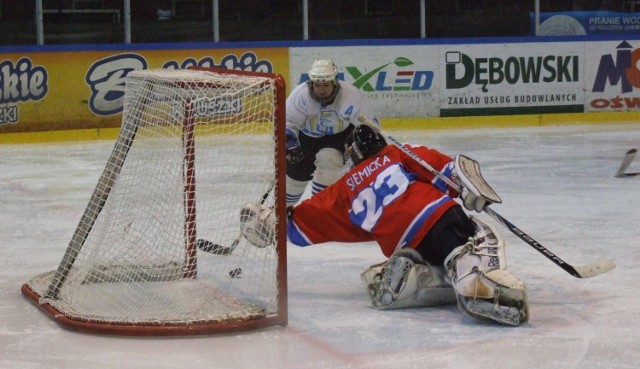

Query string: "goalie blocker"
[[453, 154, 502, 212]]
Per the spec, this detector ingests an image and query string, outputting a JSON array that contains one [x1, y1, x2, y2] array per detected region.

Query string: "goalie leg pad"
[[361, 248, 455, 310], [444, 217, 528, 326], [239, 203, 275, 248]]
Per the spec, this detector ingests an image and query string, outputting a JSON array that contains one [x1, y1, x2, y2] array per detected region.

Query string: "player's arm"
[[284, 86, 307, 165], [287, 185, 371, 246], [402, 144, 456, 192], [284, 127, 304, 165], [239, 183, 371, 248], [402, 145, 500, 212]]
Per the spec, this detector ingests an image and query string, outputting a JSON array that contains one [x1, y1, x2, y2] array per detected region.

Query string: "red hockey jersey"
[[287, 143, 461, 257]]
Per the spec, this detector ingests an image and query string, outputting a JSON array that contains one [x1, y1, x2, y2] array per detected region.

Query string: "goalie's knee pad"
[[312, 148, 344, 194], [444, 217, 528, 326], [361, 248, 455, 310], [239, 203, 275, 248]]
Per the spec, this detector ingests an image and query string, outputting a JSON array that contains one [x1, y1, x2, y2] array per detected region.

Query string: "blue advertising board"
[[532, 12, 640, 36]]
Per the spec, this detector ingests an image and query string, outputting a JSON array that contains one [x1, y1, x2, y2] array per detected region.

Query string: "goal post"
[[22, 67, 288, 336]]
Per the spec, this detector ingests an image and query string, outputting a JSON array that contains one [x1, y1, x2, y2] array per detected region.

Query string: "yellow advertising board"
[[0, 46, 289, 141]]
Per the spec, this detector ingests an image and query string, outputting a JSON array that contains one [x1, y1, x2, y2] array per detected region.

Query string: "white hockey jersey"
[[286, 81, 379, 138]]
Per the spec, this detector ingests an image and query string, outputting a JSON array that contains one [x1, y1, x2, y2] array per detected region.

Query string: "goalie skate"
[[445, 217, 528, 326]]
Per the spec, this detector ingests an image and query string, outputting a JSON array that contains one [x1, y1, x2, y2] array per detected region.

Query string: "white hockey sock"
[[286, 176, 308, 207], [311, 181, 327, 195]]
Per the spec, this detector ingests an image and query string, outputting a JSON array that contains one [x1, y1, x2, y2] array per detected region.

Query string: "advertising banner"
[[3, 39, 639, 137], [289, 46, 439, 118], [584, 40, 640, 112], [533, 12, 640, 36], [440, 42, 584, 116], [0, 47, 289, 133]]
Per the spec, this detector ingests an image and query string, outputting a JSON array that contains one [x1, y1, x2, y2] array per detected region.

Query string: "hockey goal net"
[[22, 67, 287, 336]]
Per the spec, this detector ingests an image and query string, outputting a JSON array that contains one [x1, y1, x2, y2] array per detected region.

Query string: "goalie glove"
[[285, 128, 304, 165], [452, 155, 502, 212], [239, 203, 276, 248]]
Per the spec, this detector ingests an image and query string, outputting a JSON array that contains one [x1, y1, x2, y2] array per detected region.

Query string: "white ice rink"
[[1, 122, 639, 369]]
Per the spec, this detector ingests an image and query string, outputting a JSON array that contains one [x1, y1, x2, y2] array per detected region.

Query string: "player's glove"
[[459, 186, 488, 213], [285, 129, 304, 165], [451, 155, 502, 213], [240, 203, 275, 248]]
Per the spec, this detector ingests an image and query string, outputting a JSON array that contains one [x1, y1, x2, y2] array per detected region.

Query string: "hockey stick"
[[197, 180, 275, 255], [615, 148, 637, 178], [357, 114, 616, 279], [618, 172, 640, 177]]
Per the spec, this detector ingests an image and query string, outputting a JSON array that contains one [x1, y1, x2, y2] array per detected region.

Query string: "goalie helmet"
[[307, 59, 340, 104], [344, 125, 387, 166]]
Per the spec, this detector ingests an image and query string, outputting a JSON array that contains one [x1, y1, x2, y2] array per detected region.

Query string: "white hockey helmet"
[[307, 59, 340, 104], [308, 59, 338, 83]]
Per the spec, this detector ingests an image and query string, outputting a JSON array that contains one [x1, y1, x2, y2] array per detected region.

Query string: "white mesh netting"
[[23, 68, 285, 334]]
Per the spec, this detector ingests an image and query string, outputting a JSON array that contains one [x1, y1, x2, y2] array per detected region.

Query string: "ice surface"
[[1, 123, 639, 369]]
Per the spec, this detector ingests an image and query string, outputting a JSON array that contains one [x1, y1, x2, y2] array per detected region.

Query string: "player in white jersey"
[[285, 59, 379, 206]]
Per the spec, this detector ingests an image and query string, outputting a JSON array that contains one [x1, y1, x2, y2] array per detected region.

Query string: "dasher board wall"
[[1, 35, 639, 141]]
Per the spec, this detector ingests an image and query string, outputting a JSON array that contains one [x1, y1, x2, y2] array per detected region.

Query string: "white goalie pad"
[[445, 217, 528, 326], [239, 203, 275, 248], [454, 155, 501, 212], [361, 250, 455, 310]]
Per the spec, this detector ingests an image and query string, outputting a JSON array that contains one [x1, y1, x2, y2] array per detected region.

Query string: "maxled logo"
[[299, 57, 434, 92]]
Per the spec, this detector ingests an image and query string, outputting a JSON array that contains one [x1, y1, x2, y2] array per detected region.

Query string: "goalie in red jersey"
[[240, 125, 528, 326]]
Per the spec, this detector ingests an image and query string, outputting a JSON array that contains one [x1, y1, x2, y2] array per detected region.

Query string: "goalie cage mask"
[[344, 125, 387, 166]]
